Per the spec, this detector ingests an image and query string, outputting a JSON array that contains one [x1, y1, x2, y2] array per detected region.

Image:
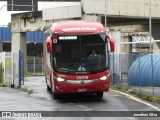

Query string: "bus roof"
[[50, 21, 105, 34]]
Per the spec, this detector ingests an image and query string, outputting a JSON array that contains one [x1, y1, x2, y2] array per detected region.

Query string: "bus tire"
[[96, 92, 103, 98], [53, 93, 59, 99], [47, 85, 51, 91], [49, 75, 53, 92]]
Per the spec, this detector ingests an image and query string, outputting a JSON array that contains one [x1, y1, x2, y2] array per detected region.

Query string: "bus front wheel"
[[53, 93, 59, 99], [96, 92, 103, 98], [47, 85, 51, 91]]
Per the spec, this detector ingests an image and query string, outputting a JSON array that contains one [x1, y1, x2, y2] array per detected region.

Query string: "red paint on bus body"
[[53, 70, 110, 93], [51, 21, 105, 34]]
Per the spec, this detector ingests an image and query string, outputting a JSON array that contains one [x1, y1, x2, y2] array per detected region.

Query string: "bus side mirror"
[[47, 37, 52, 53], [107, 35, 115, 52]]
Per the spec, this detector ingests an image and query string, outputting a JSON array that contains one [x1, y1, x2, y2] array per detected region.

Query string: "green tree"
[[7, 22, 11, 28], [140, 49, 150, 55]]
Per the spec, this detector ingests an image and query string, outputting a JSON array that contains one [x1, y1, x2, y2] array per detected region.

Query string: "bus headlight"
[[57, 77, 65, 82], [99, 76, 107, 80], [99, 73, 110, 81]]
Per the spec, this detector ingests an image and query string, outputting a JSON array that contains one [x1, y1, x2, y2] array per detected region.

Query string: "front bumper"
[[53, 79, 110, 94]]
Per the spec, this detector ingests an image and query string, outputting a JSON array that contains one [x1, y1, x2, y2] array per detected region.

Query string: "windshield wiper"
[[90, 66, 109, 73], [57, 68, 69, 73]]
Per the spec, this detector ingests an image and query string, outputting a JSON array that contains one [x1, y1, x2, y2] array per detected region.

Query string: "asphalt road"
[[0, 76, 160, 120]]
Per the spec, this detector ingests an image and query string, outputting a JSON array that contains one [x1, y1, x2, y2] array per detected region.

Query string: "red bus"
[[43, 21, 115, 99]]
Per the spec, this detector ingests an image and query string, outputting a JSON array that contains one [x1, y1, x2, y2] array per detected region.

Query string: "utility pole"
[[149, 0, 152, 53], [149, 0, 154, 96], [104, 0, 107, 30]]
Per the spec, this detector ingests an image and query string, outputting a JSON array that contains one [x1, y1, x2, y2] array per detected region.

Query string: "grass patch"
[[24, 73, 44, 77], [20, 87, 28, 92], [110, 84, 129, 93], [110, 84, 160, 105], [28, 89, 33, 94], [0, 84, 6, 87], [20, 87, 33, 94], [24, 73, 35, 77]]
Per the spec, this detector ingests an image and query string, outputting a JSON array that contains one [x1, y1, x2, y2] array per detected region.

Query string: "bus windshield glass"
[[53, 34, 109, 74]]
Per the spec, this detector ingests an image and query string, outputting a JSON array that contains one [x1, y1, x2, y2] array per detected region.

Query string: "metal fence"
[[110, 53, 160, 97], [27, 57, 44, 75], [26, 54, 160, 97], [0, 51, 23, 87], [0, 52, 12, 85]]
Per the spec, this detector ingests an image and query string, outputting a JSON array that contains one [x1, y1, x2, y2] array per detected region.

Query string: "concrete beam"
[[42, 5, 81, 20], [109, 25, 146, 33], [11, 11, 53, 32], [82, 0, 160, 19]]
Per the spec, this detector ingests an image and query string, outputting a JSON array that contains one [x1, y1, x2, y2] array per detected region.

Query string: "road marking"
[[111, 90, 160, 111], [113, 94, 120, 97], [78, 105, 89, 109]]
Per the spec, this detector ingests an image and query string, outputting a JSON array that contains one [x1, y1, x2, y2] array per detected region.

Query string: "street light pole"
[[149, 0, 152, 53], [12, 0, 13, 11], [105, 0, 107, 30], [149, 0, 154, 96]]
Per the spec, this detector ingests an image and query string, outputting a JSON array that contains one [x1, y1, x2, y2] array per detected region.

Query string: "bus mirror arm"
[[47, 37, 52, 53], [107, 35, 115, 52]]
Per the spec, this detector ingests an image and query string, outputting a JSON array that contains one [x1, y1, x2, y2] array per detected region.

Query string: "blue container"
[[128, 54, 160, 86], [26, 31, 44, 42], [0, 27, 11, 41]]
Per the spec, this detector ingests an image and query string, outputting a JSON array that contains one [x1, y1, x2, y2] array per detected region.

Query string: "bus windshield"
[[52, 34, 109, 74]]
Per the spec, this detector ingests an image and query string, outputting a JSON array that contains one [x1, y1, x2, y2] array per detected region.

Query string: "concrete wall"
[[82, 0, 160, 18], [109, 25, 146, 33], [82, 15, 101, 22], [153, 41, 160, 53], [108, 24, 147, 53]]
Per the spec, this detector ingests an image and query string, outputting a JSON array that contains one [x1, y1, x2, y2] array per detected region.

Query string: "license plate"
[[78, 88, 87, 92]]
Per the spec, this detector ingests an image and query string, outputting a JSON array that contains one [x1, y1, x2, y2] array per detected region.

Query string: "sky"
[[0, 1, 80, 26]]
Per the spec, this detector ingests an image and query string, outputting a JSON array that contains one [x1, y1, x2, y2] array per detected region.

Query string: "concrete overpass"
[[11, 0, 160, 73], [0, 0, 80, 1], [39, 0, 80, 1]]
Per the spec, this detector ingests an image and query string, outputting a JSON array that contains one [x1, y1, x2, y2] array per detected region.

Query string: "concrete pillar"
[[12, 32, 27, 73]]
